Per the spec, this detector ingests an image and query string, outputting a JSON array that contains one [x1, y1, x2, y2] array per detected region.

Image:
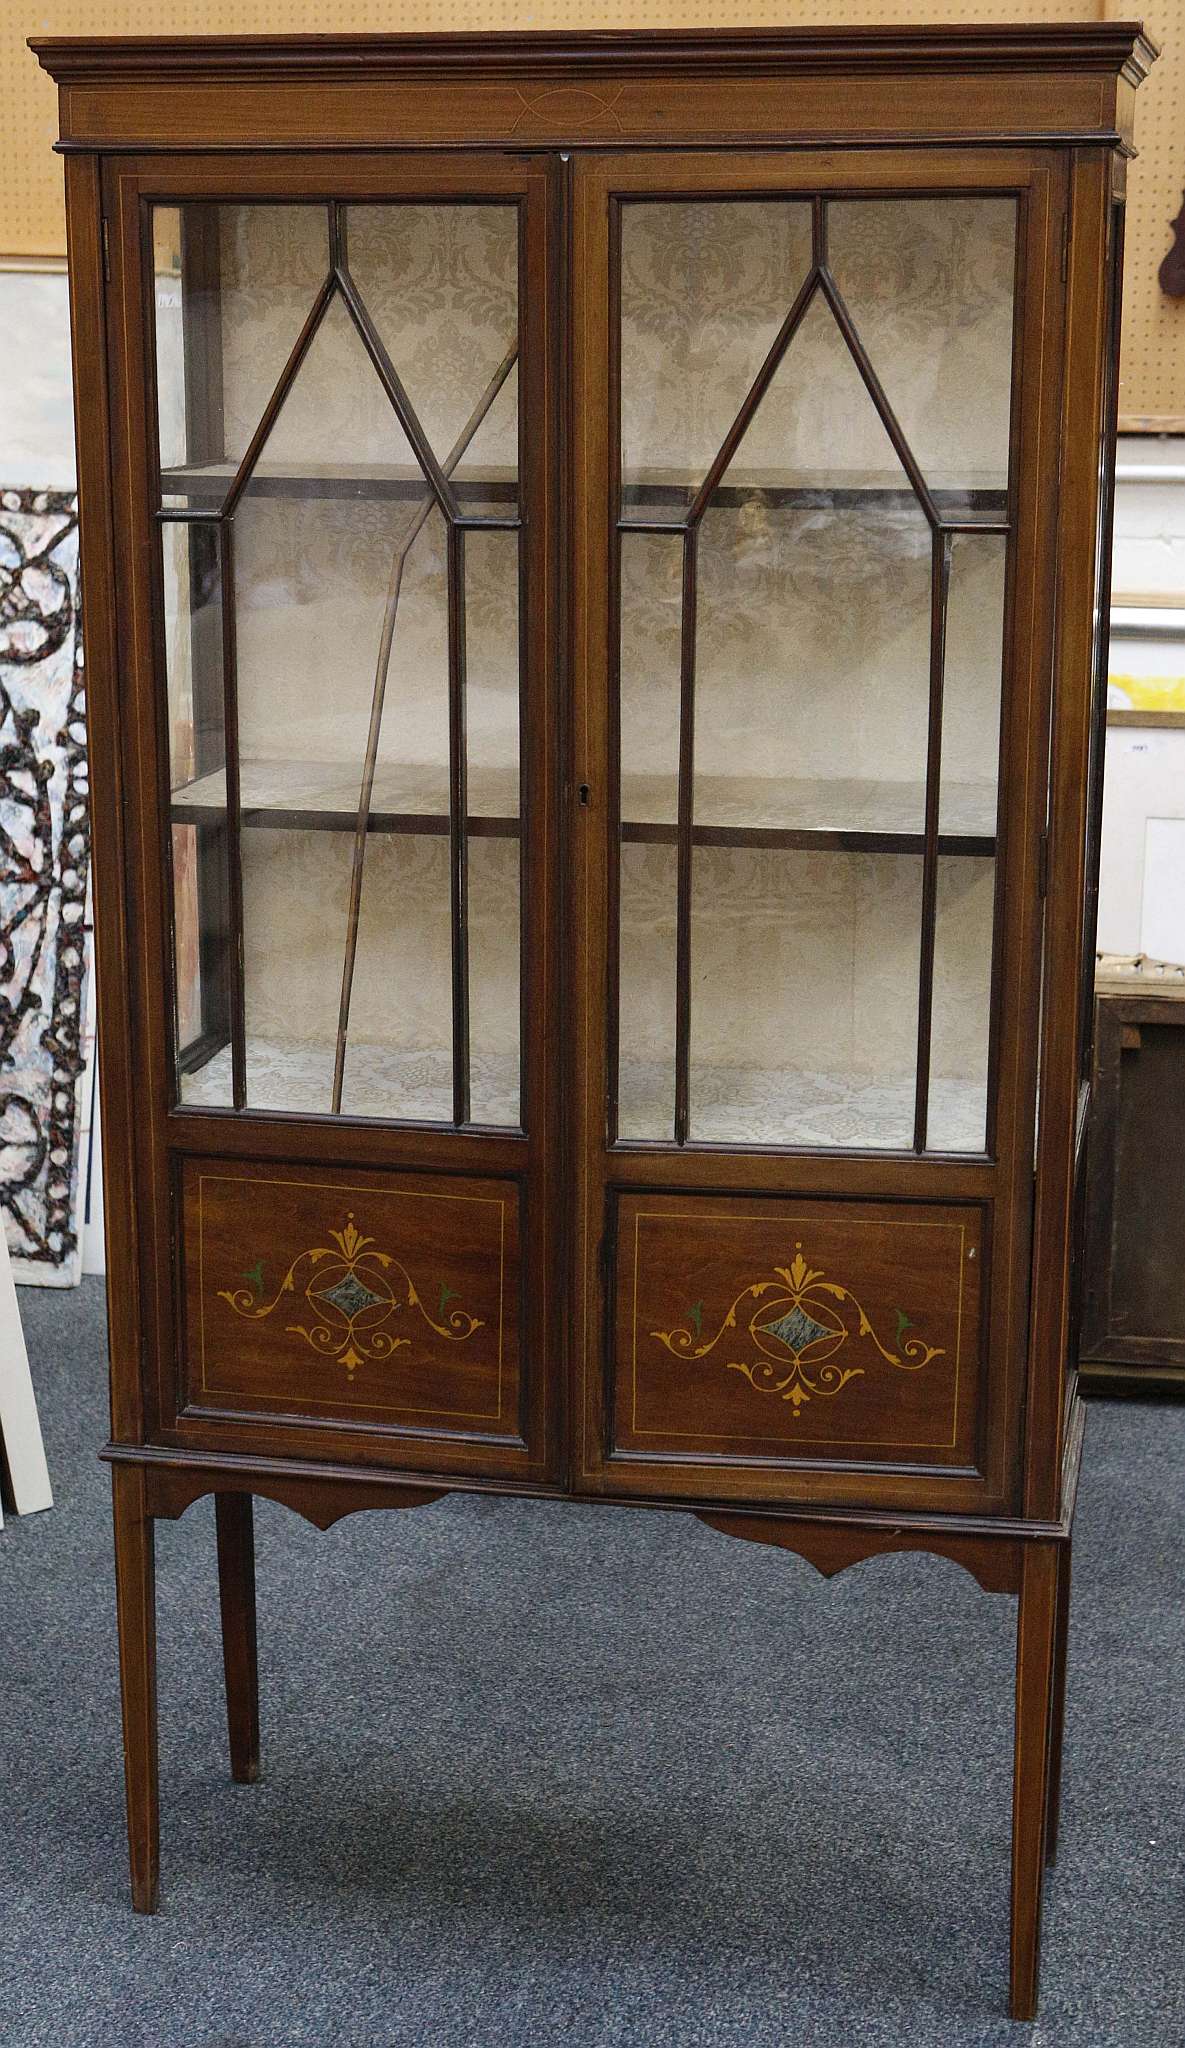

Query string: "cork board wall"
[[5, 1, 1182, 423]]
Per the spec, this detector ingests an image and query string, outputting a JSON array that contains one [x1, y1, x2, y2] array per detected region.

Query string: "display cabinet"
[[33, 25, 1155, 2020]]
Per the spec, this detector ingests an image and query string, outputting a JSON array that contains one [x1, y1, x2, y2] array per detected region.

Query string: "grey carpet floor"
[[1, 1276, 1182, 2048]]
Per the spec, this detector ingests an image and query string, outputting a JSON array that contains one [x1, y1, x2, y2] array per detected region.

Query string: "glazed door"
[[571, 149, 1066, 1512], [104, 153, 560, 1482]]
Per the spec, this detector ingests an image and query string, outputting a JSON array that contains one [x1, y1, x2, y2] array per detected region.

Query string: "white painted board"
[[0, 1227, 52, 1518]]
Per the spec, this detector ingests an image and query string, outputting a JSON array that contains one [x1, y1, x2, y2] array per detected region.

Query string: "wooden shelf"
[[171, 759, 522, 838], [623, 772, 997, 851], [159, 459, 1007, 518], [171, 759, 997, 854], [620, 463, 1008, 519]]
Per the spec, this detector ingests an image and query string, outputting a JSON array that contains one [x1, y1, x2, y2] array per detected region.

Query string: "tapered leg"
[[1044, 1540, 1072, 1868], [1010, 1542, 1059, 2021], [215, 1492, 260, 1785], [111, 1464, 159, 1913]]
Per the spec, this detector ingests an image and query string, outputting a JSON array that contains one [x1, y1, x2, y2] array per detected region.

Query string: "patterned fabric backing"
[[0, 489, 91, 1284], [183, 1039, 988, 1154]]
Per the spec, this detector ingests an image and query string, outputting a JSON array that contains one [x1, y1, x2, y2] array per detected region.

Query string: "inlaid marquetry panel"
[[180, 1157, 521, 1438], [611, 1192, 985, 1469]]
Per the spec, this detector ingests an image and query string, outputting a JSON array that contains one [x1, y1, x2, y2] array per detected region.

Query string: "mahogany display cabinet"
[[33, 24, 1155, 2021]]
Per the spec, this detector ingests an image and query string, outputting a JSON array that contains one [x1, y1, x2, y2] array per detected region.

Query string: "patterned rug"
[[0, 488, 90, 1284]]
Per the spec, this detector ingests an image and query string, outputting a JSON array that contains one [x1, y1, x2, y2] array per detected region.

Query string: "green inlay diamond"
[[761, 1305, 832, 1355], [318, 1272, 383, 1320]]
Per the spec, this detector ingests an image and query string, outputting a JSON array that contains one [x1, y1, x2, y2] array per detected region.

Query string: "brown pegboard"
[[8, 2, 1178, 421]]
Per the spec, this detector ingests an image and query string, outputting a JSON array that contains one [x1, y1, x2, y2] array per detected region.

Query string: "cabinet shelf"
[[170, 760, 998, 855], [159, 459, 1007, 519], [621, 464, 1008, 520], [170, 760, 523, 838], [160, 460, 520, 506]]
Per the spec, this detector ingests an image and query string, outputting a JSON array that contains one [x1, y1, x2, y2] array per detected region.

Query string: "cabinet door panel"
[[105, 152, 559, 1481], [180, 1158, 522, 1444], [612, 1192, 984, 1469], [572, 149, 1064, 1512]]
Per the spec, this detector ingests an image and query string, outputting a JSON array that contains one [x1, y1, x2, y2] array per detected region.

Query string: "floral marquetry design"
[[651, 1243, 944, 1415], [218, 1211, 483, 1378]]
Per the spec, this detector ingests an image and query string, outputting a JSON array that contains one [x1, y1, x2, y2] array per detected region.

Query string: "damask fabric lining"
[[183, 1039, 987, 1151], [0, 490, 90, 1284]]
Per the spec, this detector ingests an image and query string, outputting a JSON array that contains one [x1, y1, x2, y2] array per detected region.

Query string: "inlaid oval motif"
[[511, 86, 625, 131], [651, 1242, 946, 1415], [217, 1210, 483, 1378]]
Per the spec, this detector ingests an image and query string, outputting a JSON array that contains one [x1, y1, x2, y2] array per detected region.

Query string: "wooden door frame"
[[97, 148, 565, 1485], [568, 145, 1069, 1516]]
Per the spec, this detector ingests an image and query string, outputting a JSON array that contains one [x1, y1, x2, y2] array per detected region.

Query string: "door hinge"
[[101, 215, 111, 284], [1060, 214, 1069, 285]]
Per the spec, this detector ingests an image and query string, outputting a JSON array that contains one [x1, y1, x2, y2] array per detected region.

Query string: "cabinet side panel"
[[64, 153, 145, 1442], [1028, 150, 1115, 1518]]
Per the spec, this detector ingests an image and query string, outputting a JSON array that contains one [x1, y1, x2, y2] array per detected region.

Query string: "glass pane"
[[155, 199, 523, 1126], [233, 487, 453, 1117], [620, 200, 813, 508], [619, 843, 678, 1142], [688, 849, 921, 1147], [161, 519, 232, 1102], [929, 855, 995, 1153], [618, 531, 681, 1139], [694, 292, 934, 837], [470, 838, 521, 1126], [827, 198, 1017, 513], [941, 534, 1007, 840], [154, 204, 331, 500], [615, 192, 1016, 1153], [466, 526, 521, 1125], [346, 204, 520, 481], [925, 534, 1006, 1154]]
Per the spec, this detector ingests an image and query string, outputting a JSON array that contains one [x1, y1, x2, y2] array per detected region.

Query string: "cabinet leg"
[[111, 1465, 159, 1914], [1044, 1541, 1072, 1869], [215, 1492, 260, 1785], [1010, 1541, 1059, 2021]]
